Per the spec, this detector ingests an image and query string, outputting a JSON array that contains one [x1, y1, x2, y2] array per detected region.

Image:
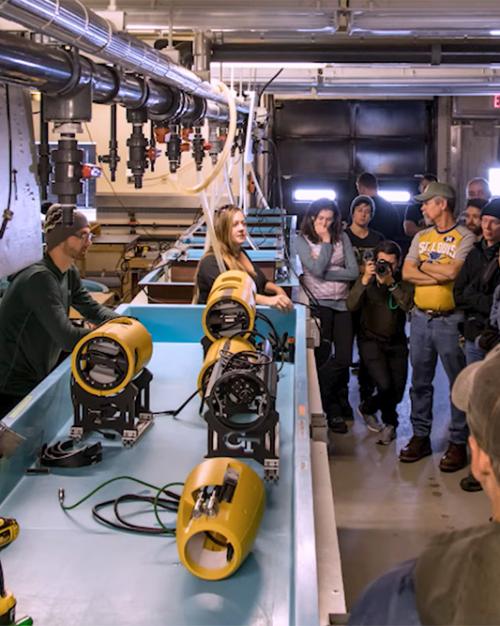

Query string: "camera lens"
[[375, 259, 390, 276]]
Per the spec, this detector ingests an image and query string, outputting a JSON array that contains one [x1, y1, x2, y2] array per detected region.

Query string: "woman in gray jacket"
[[296, 198, 359, 433]]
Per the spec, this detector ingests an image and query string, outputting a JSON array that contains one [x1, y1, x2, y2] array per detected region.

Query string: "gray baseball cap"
[[452, 344, 500, 462], [414, 181, 456, 202]]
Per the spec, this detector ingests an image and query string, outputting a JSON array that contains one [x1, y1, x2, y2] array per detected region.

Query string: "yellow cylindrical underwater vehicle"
[[71, 316, 153, 397], [197, 336, 256, 396], [202, 270, 256, 342], [176, 457, 265, 581]]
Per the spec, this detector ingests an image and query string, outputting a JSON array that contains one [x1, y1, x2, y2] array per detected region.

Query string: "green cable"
[[59, 475, 184, 532], [153, 481, 185, 533], [388, 293, 399, 310]]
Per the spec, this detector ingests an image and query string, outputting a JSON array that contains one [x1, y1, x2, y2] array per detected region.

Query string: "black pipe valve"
[[191, 126, 206, 171], [167, 125, 182, 174], [126, 107, 149, 189]]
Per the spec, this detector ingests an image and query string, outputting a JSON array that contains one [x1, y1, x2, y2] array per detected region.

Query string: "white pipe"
[[224, 159, 236, 206], [239, 155, 246, 212], [243, 163, 249, 216], [243, 91, 257, 166], [249, 163, 271, 210], [200, 186, 225, 273], [176, 81, 237, 195]]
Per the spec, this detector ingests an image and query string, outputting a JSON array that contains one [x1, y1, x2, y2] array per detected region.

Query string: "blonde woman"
[[195, 205, 293, 311]]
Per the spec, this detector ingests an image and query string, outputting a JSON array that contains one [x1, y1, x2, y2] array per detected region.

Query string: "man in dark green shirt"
[[0, 205, 117, 417]]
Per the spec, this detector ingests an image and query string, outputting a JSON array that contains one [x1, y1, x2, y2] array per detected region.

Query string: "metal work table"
[[198, 225, 282, 237], [138, 245, 296, 303], [180, 235, 280, 249], [139, 264, 297, 304], [0, 305, 324, 626]]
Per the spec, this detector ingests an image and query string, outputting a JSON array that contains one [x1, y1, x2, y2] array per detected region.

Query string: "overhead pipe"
[[0, 32, 229, 124], [0, 0, 248, 117]]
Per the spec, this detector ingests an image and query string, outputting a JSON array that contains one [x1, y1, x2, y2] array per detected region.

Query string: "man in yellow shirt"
[[400, 182, 475, 470]]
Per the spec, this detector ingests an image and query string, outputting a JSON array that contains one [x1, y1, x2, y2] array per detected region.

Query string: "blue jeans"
[[464, 339, 486, 365], [409, 309, 467, 444]]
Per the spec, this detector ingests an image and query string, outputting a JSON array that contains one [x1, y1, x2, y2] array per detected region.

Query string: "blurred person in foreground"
[[349, 344, 500, 626]]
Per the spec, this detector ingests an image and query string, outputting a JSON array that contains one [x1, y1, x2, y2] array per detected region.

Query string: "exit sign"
[[494, 95, 500, 108]]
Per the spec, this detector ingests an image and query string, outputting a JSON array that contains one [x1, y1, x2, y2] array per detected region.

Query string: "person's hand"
[[269, 294, 294, 312], [361, 260, 376, 285]]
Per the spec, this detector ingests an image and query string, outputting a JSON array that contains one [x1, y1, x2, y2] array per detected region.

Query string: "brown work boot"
[[439, 443, 468, 473], [399, 435, 432, 463]]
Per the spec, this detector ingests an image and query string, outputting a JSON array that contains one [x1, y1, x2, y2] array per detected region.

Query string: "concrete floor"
[[329, 359, 491, 611]]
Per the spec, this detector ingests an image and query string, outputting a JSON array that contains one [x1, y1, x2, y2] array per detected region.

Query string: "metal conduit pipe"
[[0, 0, 248, 118], [0, 33, 229, 124]]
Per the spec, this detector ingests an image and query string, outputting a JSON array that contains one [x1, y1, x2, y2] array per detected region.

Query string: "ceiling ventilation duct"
[[0, 0, 248, 115], [349, 1, 500, 37]]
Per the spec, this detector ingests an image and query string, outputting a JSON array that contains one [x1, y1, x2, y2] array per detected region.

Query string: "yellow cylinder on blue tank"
[[71, 316, 153, 397], [176, 457, 265, 581], [197, 336, 255, 396], [202, 270, 256, 342]]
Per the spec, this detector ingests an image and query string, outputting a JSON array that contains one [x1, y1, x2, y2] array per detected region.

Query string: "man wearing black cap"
[[403, 173, 438, 238], [400, 182, 475, 471], [0, 204, 117, 418]]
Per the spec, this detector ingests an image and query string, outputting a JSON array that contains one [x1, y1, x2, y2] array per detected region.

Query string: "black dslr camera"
[[375, 258, 392, 277]]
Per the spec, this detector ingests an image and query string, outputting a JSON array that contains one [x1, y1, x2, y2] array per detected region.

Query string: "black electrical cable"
[[59, 476, 183, 536], [222, 349, 272, 373], [205, 531, 228, 548], [262, 138, 284, 210], [151, 388, 199, 417], [92, 492, 179, 535], [255, 311, 280, 346], [0, 560, 5, 597], [0, 85, 14, 240], [255, 310, 293, 366], [258, 68, 284, 105]]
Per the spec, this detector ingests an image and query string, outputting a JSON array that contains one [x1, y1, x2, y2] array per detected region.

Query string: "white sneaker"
[[357, 405, 383, 432], [376, 425, 396, 445]]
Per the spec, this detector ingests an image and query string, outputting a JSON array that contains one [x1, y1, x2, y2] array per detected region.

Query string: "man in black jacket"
[[347, 240, 414, 444], [454, 198, 500, 492], [0, 205, 117, 418], [455, 198, 500, 366]]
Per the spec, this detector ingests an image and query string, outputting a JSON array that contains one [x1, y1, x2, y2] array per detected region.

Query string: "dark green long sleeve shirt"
[[0, 255, 117, 396], [346, 276, 414, 342]]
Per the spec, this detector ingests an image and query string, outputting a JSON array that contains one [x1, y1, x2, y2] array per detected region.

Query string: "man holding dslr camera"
[[347, 241, 414, 444]]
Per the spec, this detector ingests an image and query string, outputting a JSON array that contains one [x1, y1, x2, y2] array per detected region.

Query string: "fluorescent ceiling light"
[[293, 188, 337, 203], [379, 190, 411, 203], [127, 24, 172, 31], [488, 167, 500, 195], [360, 29, 413, 36], [490, 30, 500, 36], [216, 62, 327, 69]]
